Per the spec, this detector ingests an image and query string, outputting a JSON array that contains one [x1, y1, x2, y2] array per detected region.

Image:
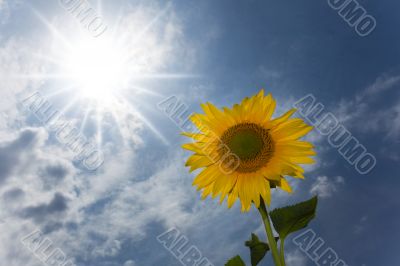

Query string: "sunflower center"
[[220, 123, 274, 173], [228, 130, 264, 160]]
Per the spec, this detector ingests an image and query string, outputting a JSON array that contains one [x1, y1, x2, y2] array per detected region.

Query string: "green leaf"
[[270, 196, 318, 240], [225, 255, 246, 266], [245, 233, 269, 266]]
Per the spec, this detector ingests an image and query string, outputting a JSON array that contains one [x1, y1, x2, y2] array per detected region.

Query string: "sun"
[[22, 3, 195, 147], [61, 37, 130, 103], [30, 3, 190, 111]]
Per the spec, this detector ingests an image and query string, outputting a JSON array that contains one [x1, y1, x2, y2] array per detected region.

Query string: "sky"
[[0, 0, 399, 265]]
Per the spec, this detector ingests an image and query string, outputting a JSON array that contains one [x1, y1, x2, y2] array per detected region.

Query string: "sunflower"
[[182, 90, 315, 211]]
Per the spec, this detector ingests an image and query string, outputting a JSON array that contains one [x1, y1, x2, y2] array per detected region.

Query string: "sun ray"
[[23, 3, 196, 151], [124, 3, 172, 52], [32, 8, 72, 50], [129, 73, 200, 80], [108, 109, 127, 147], [96, 104, 103, 150], [115, 3, 172, 65], [43, 85, 77, 99], [108, 9, 126, 40], [79, 104, 92, 135], [54, 96, 80, 120], [134, 3, 171, 43], [11, 73, 68, 80], [30, 52, 65, 66], [131, 106, 170, 145], [119, 86, 163, 97]]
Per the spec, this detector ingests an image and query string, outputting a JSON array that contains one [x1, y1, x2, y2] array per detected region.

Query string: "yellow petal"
[[279, 177, 292, 193]]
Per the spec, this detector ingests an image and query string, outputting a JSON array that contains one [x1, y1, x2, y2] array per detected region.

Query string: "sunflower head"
[[182, 90, 316, 211]]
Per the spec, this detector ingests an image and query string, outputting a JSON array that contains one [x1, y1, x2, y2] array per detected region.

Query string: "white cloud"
[[0, 127, 78, 265], [257, 65, 282, 80], [334, 74, 400, 142], [286, 249, 308, 266], [123, 260, 136, 266], [362, 75, 400, 98], [354, 215, 368, 234], [0, 38, 48, 130], [309, 176, 344, 198], [0, 128, 146, 265]]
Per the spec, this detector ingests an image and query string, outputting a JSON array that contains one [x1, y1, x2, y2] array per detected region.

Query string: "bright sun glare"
[[24, 4, 191, 145], [62, 38, 130, 103]]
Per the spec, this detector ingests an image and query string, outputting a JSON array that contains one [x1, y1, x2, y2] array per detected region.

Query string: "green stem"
[[280, 239, 286, 266], [258, 199, 281, 266]]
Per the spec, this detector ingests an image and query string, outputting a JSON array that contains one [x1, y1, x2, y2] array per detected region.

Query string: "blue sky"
[[0, 0, 399, 265]]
